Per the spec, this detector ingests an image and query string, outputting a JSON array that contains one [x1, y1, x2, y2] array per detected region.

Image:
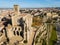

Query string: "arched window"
[[13, 31, 16, 35], [17, 31, 19, 36], [18, 28, 20, 30]]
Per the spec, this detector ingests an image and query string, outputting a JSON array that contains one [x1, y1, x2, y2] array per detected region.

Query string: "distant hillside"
[[54, 7, 60, 10], [0, 8, 13, 10]]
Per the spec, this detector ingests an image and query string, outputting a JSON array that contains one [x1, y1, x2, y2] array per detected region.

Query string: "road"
[[56, 23, 60, 45]]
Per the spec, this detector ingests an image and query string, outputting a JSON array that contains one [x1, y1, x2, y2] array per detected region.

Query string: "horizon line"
[[0, 7, 60, 9]]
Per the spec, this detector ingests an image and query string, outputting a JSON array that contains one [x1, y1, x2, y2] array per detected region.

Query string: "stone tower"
[[12, 5, 20, 26], [14, 5, 20, 15]]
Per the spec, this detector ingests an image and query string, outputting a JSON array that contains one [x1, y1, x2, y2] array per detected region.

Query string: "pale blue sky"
[[0, 0, 60, 8]]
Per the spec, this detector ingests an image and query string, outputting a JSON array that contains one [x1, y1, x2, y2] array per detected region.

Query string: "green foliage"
[[49, 25, 57, 45], [42, 39, 47, 45]]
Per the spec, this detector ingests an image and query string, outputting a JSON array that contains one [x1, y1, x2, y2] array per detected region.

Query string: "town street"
[[56, 23, 60, 45]]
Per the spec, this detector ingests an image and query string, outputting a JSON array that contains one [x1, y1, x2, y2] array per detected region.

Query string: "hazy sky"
[[0, 0, 60, 8]]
